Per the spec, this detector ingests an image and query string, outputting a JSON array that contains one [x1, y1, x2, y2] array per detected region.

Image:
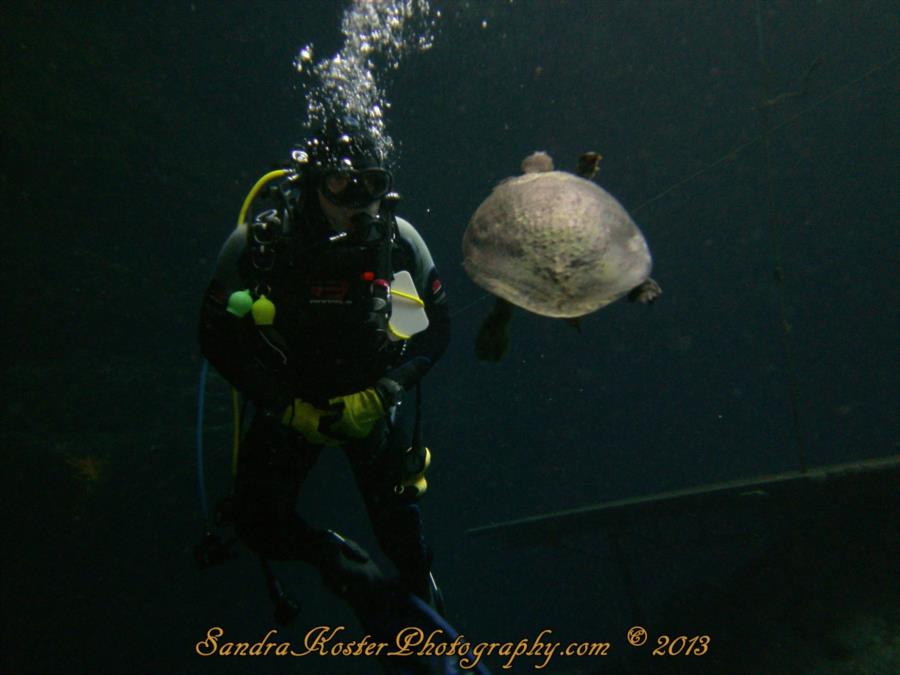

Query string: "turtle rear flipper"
[[475, 297, 515, 362], [627, 277, 662, 304]]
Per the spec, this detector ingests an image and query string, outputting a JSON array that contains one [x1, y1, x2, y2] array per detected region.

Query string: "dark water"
[[2, 1, 897, 673]]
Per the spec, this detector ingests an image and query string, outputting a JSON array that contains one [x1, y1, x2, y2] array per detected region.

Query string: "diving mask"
[[321, 168, 392, 209]]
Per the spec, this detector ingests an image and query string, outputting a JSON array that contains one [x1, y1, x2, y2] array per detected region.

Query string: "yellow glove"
[[325, 388, 386, 439], [281, 399, 341, 445]]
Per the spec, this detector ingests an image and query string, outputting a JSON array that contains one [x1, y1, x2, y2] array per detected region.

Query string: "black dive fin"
[[316, 532, 491, 674]]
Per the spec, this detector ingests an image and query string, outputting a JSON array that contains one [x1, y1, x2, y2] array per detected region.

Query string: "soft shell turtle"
[[463, 151, 661, 361]]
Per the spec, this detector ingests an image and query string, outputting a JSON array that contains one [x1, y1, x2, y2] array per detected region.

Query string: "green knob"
[[227, 290, 253, 317]]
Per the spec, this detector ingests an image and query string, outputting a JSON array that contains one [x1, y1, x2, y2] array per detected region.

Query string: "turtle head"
[[521, 151, 554, 174]]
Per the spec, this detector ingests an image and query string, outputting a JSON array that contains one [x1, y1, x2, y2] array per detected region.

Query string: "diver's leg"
[[233, 412, 396, 609], [232, 411, 324, 561], [345, 420, 436, 604]]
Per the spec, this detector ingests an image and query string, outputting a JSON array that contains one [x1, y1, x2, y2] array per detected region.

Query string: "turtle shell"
[[463, 169, 652, 318]]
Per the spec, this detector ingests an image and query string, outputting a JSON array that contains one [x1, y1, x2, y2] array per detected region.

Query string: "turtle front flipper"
[[576, 152, 602, 179], [475, 297, 515, 362], [627, 277, 662, 304]]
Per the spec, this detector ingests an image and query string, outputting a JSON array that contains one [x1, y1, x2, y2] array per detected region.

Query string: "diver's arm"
[[393, 269, 450, 377], [383, 219, 451, 390]]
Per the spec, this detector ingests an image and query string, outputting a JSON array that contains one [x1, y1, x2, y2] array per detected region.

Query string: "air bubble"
[[296, 0, 438, 165]]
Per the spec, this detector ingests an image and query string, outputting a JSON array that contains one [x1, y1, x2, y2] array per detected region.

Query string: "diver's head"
[[292, 120, 393, 232]]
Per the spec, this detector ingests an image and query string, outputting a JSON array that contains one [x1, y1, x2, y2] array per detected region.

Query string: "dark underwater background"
[[2, 1, 897, 673]]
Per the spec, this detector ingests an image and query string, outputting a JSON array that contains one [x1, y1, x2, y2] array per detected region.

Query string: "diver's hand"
[[281, 398, 342, 445], [324, 386, 391, 439], [283, 379, 402, 443]]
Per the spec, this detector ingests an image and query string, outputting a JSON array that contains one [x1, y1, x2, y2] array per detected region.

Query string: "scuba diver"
[[197, 119, 456, 657]]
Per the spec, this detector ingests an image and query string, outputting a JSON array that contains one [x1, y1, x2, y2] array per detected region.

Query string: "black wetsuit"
[[198, 208, 450, 600]]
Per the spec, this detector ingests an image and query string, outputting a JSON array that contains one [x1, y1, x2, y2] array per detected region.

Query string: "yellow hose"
[[237, 169, 292, 227]]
